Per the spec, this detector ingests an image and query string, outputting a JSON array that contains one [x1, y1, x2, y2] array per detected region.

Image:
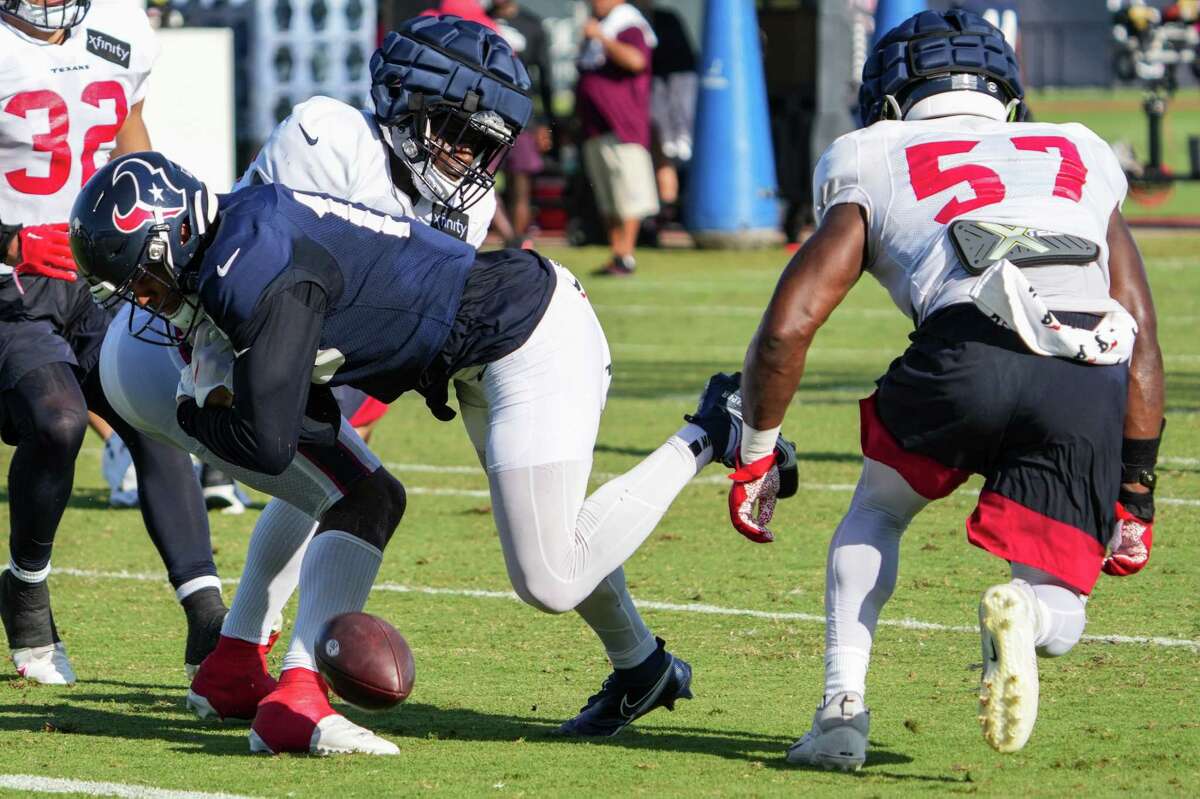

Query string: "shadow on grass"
[[0, 680, 948, 779]]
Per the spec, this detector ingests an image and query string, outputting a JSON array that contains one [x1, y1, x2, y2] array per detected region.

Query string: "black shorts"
[[0, 276, 111, 391], [864, 304, 1128, 594]]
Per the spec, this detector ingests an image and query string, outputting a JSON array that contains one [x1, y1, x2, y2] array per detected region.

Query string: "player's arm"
[[725, 204, 866, 542], [113, 100, 152, 156], [741, 203, 868, 432], [1103, 208, 1164, 574], [177, 281, 328, 475]]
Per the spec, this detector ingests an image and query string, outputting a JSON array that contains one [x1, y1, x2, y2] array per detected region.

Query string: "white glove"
[[177, 320, 236, 407]]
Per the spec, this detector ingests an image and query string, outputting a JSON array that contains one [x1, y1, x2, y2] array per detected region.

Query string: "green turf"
[[1, 239, 1198, 797]]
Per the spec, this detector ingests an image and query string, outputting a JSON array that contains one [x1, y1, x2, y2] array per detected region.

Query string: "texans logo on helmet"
[[111, 157, 187, 234]]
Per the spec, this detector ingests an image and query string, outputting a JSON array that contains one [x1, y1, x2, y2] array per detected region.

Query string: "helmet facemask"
[[1, 0, 90, 31], [393, 97, 515, 212], [101, 222, 203, 347]]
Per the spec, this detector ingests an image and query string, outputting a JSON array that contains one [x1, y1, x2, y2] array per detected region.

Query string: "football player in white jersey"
[[0, 0, 226, 685], [724, 10, 1164, 769], [240, 16, 510, 441]]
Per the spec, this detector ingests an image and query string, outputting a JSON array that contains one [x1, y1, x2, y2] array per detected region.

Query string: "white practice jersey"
[[237, 96, 496, 249], [0, 1, 159, 227], [813, 115, 1129, 323]]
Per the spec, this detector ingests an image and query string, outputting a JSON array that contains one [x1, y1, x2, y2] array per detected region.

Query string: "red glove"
[[728, 452, 780, 543], [14, 223, 77, 286], [1103, 500, 1153, 576]]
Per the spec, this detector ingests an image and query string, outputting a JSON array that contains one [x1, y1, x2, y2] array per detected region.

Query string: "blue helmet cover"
[[370, 15, 534, 135], [859, 9, 1024, 126]]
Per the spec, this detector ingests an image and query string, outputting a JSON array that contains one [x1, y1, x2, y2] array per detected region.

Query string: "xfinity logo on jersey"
[[110, 158, 187, 233], [432, 207, 470, 242], [86, 29, 131, 69]]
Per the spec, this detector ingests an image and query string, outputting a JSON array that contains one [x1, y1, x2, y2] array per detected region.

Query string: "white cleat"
[[248, 714, 399, 756], [12, 642, 77, 685], [978, 582, 1040, 753], [786, 691, 869, 772]]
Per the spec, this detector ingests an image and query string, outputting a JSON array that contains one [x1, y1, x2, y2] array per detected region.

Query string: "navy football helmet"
[[69, 152, 216, 344], [370, 14, 533, 211], [859, 9, 1025, 126], [1, 0, 90, 31]]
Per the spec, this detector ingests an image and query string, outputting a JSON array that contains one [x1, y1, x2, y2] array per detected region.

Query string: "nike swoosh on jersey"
[[298, 123, 319, 146], [216, 248, 241, 277], [617, 661, 674, 719]]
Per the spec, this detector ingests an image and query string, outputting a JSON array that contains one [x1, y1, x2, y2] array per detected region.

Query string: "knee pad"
[[509, 571, 575, 615], [320, 468, 406, 551]]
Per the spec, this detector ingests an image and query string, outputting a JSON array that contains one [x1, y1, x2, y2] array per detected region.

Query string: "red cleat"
[[186, 635, 277, 722], [249, 668, 399, 755]]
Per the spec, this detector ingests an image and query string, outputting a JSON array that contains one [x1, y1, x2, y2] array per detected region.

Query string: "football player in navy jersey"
[[71, 150, 801, 748]]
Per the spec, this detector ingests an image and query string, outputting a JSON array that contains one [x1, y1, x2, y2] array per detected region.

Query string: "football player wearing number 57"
[[0, 0, 225, 685], [726, 9, 1164, 769]]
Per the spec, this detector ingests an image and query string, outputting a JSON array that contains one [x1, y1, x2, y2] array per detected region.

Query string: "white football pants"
[[822, 457, 1089, 701], [454, 262, 704, 622]]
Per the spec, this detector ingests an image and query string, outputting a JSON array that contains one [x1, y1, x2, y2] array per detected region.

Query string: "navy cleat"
[[684, 371, 799, 498], [557, 638, 694, 737]]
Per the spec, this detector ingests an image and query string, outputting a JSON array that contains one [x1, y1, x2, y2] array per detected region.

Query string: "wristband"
[[740, 423, 781, 464], [1120, 419, 1164, 489]]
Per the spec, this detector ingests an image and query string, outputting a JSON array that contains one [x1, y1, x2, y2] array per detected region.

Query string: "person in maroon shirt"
[[575, 0, 659, 276]]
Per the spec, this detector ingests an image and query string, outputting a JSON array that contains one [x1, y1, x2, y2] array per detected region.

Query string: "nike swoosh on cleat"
[[298, 123, 319, 146], [618, 661, 675, 720]]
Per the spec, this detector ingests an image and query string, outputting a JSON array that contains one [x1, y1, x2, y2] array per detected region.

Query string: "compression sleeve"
[[177, 281, 327, 475]]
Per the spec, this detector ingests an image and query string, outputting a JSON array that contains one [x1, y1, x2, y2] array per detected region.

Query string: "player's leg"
[[250, 463, 405, 756], [786, 456, 930, 771], [0, 359, 88, 684], [188, 499, 315, 721], [970, 348, 1124, 754], [80, 364, 227, 675], [462, 263, 713, 734]]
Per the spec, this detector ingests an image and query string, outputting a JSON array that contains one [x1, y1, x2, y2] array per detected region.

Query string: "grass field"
[[0, 233, 1197, 798]]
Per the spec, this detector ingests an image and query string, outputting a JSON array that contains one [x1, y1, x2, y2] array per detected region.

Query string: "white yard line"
[[50, 568, 1200, 652], [381, 463, 1200, 508], [0, 775, 256, 799]]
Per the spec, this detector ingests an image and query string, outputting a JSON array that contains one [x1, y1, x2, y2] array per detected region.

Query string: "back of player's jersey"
[[814, 115, 1128, 323]]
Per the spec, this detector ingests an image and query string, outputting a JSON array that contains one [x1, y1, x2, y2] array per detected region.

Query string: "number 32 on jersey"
[[906, 135, 1088, 224]]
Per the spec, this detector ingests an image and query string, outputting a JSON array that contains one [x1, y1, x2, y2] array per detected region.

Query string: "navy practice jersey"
[[197, 183, 476, 400], [176, 183, 480, 475]]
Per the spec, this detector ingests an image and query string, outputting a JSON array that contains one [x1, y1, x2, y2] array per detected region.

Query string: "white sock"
[[823, 459, 926, 701], [222, 499, 317, 645], [281, 530, 382, 672], [175, 575, 222, 603], [574, 568, 656, 669], [6, 560, 50, 584]]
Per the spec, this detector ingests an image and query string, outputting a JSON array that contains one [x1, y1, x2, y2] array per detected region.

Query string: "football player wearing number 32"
[[0, 0, 225, 684], [727, 10, 1164, 770]]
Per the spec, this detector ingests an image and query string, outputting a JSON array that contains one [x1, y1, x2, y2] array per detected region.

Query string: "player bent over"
[[726, 10, 1164, 769], [69, 145, 799, 748]]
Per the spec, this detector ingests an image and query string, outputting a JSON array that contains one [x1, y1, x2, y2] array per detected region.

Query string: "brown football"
[[314, 612, 415, 711]]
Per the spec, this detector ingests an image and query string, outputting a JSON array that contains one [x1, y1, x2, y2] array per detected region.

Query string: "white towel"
[[968, 259, 1138, 365], [578, 2, 657, 71]]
